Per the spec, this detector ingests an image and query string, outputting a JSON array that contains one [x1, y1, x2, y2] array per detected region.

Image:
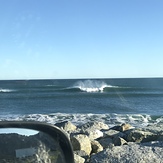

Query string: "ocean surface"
[[0, 78, 163, 127]]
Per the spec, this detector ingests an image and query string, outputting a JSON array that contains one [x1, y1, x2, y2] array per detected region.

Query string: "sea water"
[[0, 78, 163, 127]]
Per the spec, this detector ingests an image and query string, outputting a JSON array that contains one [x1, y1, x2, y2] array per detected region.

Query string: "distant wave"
[[71, 80, 119, 93], [0, 89, 14, 93]]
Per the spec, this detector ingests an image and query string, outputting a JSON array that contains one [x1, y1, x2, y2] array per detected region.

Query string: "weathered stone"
[[103, 129, 125, 139], [74, 154, 85, 163], [74, 150, 89, 160], [78, 121, 109, 131], [85, 129, 103, 140], [70, 134, 92, 155], [98, 137, 114, 149], [141, 140, 163, 147], [142, 124, 163, 134], [78, 121, 108, 140], [55, 121, 77, 132], [111, 123, 134, 132], [91, 140, 103, 153], [141, 124, 163, 141], [126, 129, 158, 143], [90, 141, 163, 163], [113, 136, 128, 146], [120, 123, 134, 131]]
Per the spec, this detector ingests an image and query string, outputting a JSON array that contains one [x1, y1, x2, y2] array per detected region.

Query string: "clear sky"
[[0, 0, 163, 80]]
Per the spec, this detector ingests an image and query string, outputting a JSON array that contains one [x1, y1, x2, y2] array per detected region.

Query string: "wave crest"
[[0, 89, 14, 93], [73, 80, 116, 93]]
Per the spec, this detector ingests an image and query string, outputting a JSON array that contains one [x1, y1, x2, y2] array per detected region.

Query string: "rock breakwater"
[[55, 121, 163, 163]]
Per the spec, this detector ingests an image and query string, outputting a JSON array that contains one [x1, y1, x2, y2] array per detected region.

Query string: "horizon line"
[[0, 76, 163, 81]]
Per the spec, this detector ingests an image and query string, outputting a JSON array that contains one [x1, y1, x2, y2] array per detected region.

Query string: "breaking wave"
[[0, 89, 14, 93], [71, 80, 118, 93]]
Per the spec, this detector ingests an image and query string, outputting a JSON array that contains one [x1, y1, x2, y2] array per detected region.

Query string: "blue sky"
[[0, 0, 163, 79]]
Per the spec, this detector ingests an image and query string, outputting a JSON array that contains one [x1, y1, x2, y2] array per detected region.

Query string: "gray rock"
[[74, 154, 85, 163], [74, 150, 89, 160], [126, 129, 158, 143], [120, 123, 134, 132], [85, 129, 103, 140], [78, 121, 108, 141], [103, 129, 125, 139], [113, 136, 128, 146], [142, 124, 163, 134], [91, 140, 103, 153], [111, 123, 134, 132], [98, 137, 114, 149], [141, 124, 163, 141], [55, 121, 77, 132], [90, 141, 163, 163], [70, 134, 92, 155], [78, 121, 109, 131]]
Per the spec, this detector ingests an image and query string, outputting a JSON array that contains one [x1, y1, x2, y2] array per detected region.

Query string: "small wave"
[[72, 80, 118, 93], [46, 85, 61, 87], [46, 85, 55, 87], [0, 89, 14, 93]]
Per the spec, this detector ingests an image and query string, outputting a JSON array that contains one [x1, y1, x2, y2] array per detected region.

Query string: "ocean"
[[0, 78, 163, 127]]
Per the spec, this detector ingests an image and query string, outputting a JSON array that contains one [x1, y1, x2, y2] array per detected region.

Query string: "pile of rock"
[[55, 121, 163, 163]]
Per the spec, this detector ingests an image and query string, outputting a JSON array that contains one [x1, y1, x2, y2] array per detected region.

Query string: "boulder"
[[74, 154, 85, 163], [55, 121, 77, 132], [120, 123, 134, 131], [90, 141, 163, 163], [126, 129, 158, 143], [141, 124, 163, 141], [111, 123, 134, 132], [70, 134, 92, 155], [98, 137, 114, 149], [103, 129, 125, 139], [74, 150, 89, 161], [78, 121, 108, 140], [142, 124, 163, 134], [85, 129, 103, 140], [78, 121, 109, 132], [91, 140, 103, 153], [113, 136, 128, 146]]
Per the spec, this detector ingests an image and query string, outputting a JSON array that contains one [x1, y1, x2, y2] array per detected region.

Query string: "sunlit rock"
[[91, 140, 103, 154], [55, 121, 77, 132], [74, 154, 85, 163], [90, 142, 163, 163], [70, 134, 92, 155]]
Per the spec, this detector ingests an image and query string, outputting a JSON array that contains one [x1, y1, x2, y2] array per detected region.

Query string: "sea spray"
[[73, 80, 112, 92]]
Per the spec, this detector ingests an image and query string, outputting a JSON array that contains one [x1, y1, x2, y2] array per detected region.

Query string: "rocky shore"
[[55, 121, 163, 163]]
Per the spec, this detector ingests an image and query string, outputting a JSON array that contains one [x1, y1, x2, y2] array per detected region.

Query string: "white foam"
[[155, 116, 163, 124], [0, 89, 14, 93], [0, 113, 161, 128], [73, 80, 117, 92]]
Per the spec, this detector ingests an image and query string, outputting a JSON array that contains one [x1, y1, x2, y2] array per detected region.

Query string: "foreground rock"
[[126, 129, 158, 143], [71, 134, 92, 155], [90, 141, 163, 163], [74, 154, 85, 163], [55, 121, 163, 163], [91, 140, 103, 153]]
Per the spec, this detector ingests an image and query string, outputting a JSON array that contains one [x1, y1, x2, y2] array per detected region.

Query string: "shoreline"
[[0, 113, 163, 128]]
